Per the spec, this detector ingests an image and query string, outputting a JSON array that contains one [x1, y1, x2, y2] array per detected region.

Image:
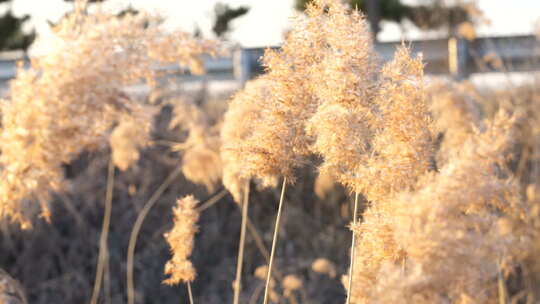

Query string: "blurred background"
[[2, 0, 540, 93], [3, 0, 540, 48]]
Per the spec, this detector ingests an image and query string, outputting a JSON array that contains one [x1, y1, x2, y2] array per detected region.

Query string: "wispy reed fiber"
[[349, 112, 532, 303], [163, 195, 200, 285], [0, 4, 217, 228]]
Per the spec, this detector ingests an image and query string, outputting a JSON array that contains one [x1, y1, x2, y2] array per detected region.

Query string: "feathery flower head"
[[221, 77, 274, 193], [223, 0, 376, 188], [163, 195, 200, 285], [308, 45, 434, 201], [349, 112, 530, 303], [0, 5, 218, 228]]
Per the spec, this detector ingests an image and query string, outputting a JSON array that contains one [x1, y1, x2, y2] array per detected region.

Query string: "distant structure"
[[1, 35, 539, 94], [236, 35, 540, 84]]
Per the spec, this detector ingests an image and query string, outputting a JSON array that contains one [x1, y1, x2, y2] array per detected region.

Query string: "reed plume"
[[110, 111, 154, 171], [293, 3, 433, 301], [221, 77, 269, 201], [221, 1, 434, 302], [0, 4, 217, 228], [307, 46, 433, 202], [314, 171, 337, 200], [163, 195, 200, 285], [167, 96, 223, 192], [181, 136, 222, 193], [427, 80, 482, 166], [311, 258, 337, 278], [220, 77, 275, 303], [349, 112, 532, 303], [223, 0, 377, 186]]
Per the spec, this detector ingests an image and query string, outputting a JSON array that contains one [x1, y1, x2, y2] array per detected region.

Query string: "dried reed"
[[0, 1, 218, 228]]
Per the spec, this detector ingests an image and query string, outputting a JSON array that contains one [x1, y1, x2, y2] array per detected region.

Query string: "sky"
[[7, 0, 540, 51]]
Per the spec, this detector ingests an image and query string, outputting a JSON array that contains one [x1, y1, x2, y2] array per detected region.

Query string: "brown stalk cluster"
[[221, 0, 540, 302], [3, 0, 538, 301], [110, 111, 155, 172], [221, 77, 270, 201], [220, 0, 434, 299], [0, 3, 218, 228], [307, 45, 433, 202], [222, 0, 433, 200], [488, 79, 540, 298], [427, 80, 482, 166], [349, 113, 533, 303], [163, 195, 200, 285], [222, 0, 373, 187], [168, 96, 223, 192]]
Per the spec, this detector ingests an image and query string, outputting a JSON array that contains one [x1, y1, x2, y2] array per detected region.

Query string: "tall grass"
[[0, 1, 218, 229], [1, 0, 540, 303]]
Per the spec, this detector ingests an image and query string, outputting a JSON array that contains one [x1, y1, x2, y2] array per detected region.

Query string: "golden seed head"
[[254, 265, 269, 280], [526, 184, 537, 203], [163, 195, 200, 285], [311, 258, 337, 278], [282, 274, 303, 291], [0, 4, 218, 228]]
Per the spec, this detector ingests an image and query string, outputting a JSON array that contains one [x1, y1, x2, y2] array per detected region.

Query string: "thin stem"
[[104, 247, 112, 304], [263, 178, 288, 304], [239, 204, 285, 278], [195, 189, 228, 213], [249, 282, 265, 304], [243, 212, 284, 278], [346, 192, 360, 304], [498, 259, 508, 304], [231, 200, 271, 263], [91, 159, 115, 304], [58, 193, 86, 229], [233, 181, 250, 304], [246, 218, 270, 262], [127, 166, 183, 304], [187, 282, 195, 304]]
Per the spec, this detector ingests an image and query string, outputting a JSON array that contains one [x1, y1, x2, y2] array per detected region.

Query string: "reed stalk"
[[263, 178, 287, 304]]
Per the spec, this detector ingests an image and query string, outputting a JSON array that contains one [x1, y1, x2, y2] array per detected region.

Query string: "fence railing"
[[236, 35, 540, 84], [1, 35, 539, 90]]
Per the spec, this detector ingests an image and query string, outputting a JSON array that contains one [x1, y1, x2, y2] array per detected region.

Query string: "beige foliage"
[[0, 4, 218, 228], [349, 112, 532, 303], [314, 171, 337, 200], [110, 111, 154, 171], [181, 139, 222, 192], [167, 96, 223, 192], [428, 80, 482, 166], [163, 195, 200, 285], [311, 258, 337, 278], [221, 77, 270, 200]]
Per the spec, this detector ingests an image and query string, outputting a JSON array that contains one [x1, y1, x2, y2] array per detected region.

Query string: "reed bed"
[[0, 0, 539, 303]]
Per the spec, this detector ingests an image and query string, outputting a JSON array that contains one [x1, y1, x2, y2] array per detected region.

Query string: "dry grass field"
[[0, 0, 540, 303]]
